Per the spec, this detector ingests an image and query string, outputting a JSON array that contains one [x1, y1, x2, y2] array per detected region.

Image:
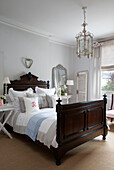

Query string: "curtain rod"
[[95, 37, 114, 43]]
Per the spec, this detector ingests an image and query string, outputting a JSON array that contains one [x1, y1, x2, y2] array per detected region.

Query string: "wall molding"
[[49, 39, 75, 48], [0, 16, 75, 48]]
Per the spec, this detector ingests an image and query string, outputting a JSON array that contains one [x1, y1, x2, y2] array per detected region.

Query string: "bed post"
[[103, 94, 107, 140], [55, 98, 62, 166], [47, 81, 49, 89]]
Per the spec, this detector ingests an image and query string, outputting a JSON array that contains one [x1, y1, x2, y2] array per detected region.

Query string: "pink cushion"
[[106, 110, 114, 118]]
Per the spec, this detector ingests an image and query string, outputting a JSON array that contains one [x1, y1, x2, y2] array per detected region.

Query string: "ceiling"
[[0, 0, 114, 46]]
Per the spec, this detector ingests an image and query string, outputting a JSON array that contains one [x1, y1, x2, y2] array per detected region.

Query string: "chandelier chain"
[[83, 7, 86, 24]]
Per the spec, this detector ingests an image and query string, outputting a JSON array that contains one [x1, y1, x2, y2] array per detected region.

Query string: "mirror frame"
[[52, 64, 67, 88]]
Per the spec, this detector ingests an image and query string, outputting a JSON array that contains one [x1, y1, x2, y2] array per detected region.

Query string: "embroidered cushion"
[[26, 93, 48, 109], [23, 97, 39, 114]]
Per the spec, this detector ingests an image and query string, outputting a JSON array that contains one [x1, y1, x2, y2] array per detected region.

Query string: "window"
[[101, 70, 114, 109], [101, 40, 114, 109], [101, 71, 114, 91]]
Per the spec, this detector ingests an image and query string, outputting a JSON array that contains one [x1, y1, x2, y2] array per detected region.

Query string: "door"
[[76, 71, 88, 102]]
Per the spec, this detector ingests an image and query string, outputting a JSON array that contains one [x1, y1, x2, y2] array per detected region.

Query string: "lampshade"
[[66, 80, 74, 86], [3, 77, 11, 84]]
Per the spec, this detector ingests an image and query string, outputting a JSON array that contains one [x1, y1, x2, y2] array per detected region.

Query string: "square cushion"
[[38, 94, 48, 108], [46, 95, 58, 108], [18, 97, 26, 113], [23, 97, 39, 114], [26, 92, 48, 109]]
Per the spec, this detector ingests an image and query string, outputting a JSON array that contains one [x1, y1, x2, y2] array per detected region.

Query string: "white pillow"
[[9, 88, 33, 102], [5, 94, 12, 104], [35, 86, 55, 96], [26, 92, 49, 109], [51, 95, 58, 108], [23, 97, 39, 114], [8, 88, 33, 113]]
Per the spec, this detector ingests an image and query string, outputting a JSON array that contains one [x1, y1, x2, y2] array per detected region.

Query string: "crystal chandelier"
[[76, 7, 93, 58]]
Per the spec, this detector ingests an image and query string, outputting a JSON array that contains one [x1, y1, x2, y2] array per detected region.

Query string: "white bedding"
[[7, 108, 58, 148], [7, 111, 15, 127]]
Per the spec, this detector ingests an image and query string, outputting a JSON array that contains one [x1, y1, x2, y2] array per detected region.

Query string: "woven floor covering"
[[0, 122, 114, 170]]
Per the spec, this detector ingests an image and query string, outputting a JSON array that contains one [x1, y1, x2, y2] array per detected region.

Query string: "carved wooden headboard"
[[5, 72, 49, 93]]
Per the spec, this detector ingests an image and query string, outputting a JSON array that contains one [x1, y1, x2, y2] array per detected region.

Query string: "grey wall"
[[0, 23, 74, 95], [0, 22, 95, 103], [71, 48, 94, 102], [0, 51, 4, 94]]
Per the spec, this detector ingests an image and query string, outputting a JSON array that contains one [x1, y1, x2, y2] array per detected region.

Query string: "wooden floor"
[[0, 122, 114, 170]]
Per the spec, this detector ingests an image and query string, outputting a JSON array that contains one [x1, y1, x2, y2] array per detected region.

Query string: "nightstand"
[[0, 104, 14, 139], [61, 95, 72, 104]]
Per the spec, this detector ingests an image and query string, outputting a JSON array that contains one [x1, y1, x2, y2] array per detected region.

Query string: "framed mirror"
[[52, 64, 67, 88]]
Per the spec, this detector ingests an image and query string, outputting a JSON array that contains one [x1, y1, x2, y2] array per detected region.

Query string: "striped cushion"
[[38, 94, 48, 109]]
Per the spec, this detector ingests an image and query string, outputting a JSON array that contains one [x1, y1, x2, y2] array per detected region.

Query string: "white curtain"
[[101, 40, 114, 69], [92, 46, 102, 99], [101, 40, 114, 109], [92, 40, 114, 107]]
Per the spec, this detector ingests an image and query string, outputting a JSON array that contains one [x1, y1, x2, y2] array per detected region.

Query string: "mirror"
[[52, 64, 67, 88]]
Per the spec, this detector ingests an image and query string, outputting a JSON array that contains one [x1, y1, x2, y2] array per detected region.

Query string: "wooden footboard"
[[55, 95, 108, 165]]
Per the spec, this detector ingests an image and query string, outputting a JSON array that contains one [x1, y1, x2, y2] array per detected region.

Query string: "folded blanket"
[[25, 111, 56, 141], [12, 108, 57, 148]]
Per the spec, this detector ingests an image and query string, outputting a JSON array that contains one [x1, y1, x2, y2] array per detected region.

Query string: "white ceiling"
[[0, 0, 114, 46]]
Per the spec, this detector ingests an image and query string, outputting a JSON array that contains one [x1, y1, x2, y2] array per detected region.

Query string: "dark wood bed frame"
[[5, 72, 49, 93], [6, 72, 108, 165]]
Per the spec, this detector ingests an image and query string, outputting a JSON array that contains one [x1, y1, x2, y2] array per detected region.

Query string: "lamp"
[[66, 80, 74, 95], [66, 80, 74, 86], [3, 77, 10, 95], [76, 7, 93, 58]]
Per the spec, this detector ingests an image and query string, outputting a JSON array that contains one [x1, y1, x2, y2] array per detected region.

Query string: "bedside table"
[[61, 95, 72, 104], [0, 104, 14, 139]]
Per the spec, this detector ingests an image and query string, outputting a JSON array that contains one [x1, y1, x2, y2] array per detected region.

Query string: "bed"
[[5, 72, 108, 165]]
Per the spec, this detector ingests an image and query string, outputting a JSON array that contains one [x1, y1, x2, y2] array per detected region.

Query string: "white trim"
[[0, 16, 49, 38], [49, 39, 75, 48], [0, 16, 75, 48]]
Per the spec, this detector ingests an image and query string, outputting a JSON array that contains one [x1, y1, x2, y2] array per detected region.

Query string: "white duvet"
[[7, 108, 58, 148]]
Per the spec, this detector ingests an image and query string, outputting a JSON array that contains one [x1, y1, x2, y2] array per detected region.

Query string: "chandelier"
[[76, 7, 93, 58]]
